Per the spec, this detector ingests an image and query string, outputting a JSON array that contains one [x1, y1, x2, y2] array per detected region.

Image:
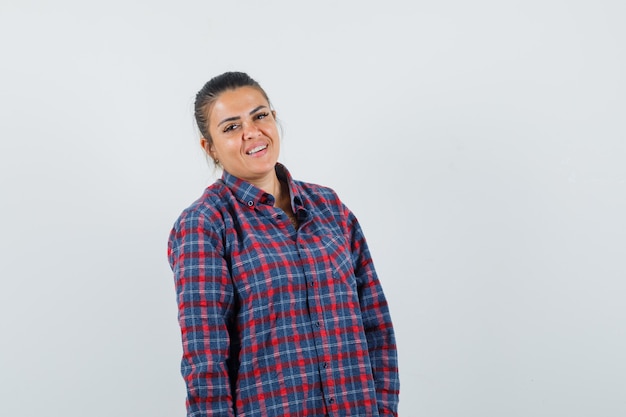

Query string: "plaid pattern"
[[168, 164, 399, 417]]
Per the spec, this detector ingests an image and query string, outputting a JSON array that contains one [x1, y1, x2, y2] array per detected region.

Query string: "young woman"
[[168, 72, 400, 416]]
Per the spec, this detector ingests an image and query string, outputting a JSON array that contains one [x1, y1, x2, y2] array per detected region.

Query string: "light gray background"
[[1, 1, 625, 416]]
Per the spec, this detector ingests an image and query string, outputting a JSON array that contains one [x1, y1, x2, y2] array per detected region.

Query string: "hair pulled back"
[[194, 72, 271, 145]]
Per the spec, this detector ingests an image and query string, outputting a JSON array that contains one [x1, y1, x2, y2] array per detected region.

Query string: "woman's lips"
[[246, 144, 268, 155]]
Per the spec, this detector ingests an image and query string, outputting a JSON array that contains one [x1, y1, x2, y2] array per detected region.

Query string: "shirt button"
[[315, 322, 320, 328], [323, 362, 328, 369], [328, 398, 335, 404], [247, 201, 254, 207]]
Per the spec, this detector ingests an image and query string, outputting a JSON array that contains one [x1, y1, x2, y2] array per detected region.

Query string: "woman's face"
[[203, 86, 280, 185]]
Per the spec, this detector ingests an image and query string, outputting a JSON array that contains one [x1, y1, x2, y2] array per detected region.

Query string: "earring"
[[214, 159, 219, 165]]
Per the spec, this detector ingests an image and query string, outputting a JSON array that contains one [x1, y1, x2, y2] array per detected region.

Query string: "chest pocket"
[[303, 233, 357, 297], [319, 234, 354, 280]]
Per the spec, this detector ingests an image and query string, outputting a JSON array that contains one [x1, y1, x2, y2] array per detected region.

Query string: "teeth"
[[247, 145, 267, 155]]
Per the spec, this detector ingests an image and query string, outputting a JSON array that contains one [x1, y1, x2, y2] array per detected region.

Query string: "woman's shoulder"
[[293, 179, 345, 209], [172, 181, 232, 229], [277, 163, 341, 204]]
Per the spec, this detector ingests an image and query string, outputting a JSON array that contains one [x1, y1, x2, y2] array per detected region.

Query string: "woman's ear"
[[272, 110, 277, 119], [200, 137, 216, 159], [200, 137, 210, 153]]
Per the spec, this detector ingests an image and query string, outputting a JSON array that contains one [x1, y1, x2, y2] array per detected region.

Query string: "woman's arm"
[[345, 207, 400, 416], [168, 210, 236, 417]]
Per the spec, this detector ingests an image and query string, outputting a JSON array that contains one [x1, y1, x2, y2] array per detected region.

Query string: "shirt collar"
[[220, 163, 304, 210]]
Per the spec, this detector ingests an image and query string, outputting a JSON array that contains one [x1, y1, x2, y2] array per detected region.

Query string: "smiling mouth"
[[246, 145, 268, 155]]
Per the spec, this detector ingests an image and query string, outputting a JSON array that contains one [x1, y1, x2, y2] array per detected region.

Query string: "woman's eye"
[[223, 124, 239, 133], [256, 112, 269, 120]]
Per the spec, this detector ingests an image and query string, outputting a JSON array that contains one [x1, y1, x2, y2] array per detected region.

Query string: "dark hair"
[[194, 71, 271, 144]]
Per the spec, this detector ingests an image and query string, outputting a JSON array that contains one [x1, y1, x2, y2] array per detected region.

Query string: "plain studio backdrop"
[[1, 1, 625, 416]]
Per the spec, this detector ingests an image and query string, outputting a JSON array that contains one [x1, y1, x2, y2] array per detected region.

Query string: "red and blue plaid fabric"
[[168, 164, 399, 417]]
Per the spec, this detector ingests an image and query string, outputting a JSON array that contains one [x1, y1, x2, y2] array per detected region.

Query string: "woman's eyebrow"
[[249, 105, 268, 114], [217, 105, 268, 127], [217, 115, 241, 127]]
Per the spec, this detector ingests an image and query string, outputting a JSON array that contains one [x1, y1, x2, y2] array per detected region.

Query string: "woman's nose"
[[242, 121, 260, 140]]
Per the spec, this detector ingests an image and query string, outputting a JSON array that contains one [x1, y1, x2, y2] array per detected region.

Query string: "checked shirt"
[[168, 164, 399, 417]]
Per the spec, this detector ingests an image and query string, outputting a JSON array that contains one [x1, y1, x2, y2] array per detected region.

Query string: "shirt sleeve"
[[168, 209, 236, 417], [345, 206, 400, 416]]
